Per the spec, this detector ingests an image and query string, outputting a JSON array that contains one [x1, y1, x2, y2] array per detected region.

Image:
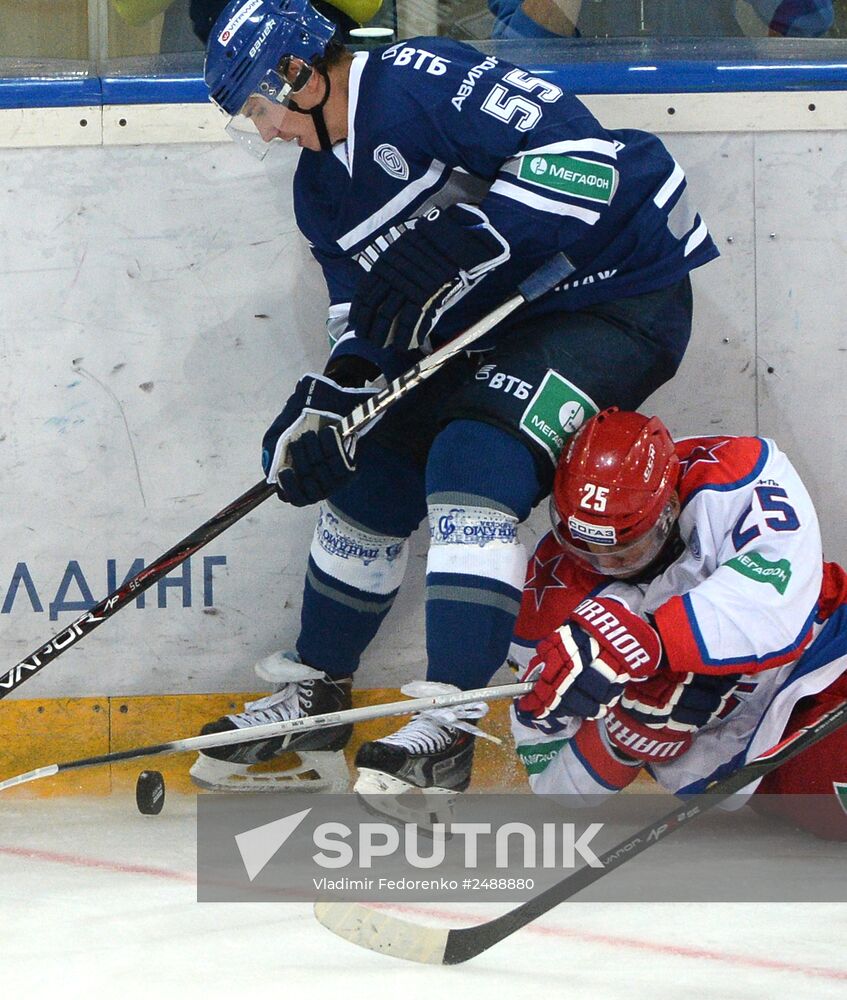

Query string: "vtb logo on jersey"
[[374, 144, 409, 181]]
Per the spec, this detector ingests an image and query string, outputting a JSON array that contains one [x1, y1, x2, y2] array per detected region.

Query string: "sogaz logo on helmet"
[[218, 0, 263, 44], [568, 516, 617, 546], [529, 157, 549, 177]]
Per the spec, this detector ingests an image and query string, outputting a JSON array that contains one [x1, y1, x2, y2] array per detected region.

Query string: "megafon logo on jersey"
[[520, 155, 619, 205], [568, 516, 616, 546], [373, 144, 409, 181], [520, 371, 598, 461], [218, 0, 263, 43], [725, 551, 792, 595]]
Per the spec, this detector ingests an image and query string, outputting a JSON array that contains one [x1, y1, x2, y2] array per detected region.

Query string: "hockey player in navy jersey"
[[511, 408, 847, 840], [190, 0, 719, 797]]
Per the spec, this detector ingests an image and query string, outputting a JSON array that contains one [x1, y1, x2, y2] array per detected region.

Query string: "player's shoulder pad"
[[293, 148, 351, 245], [676, 435, 768, 505], [516, 531, 605, 643]]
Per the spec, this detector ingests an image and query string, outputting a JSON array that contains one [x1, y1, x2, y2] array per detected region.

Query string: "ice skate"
[[353, 682, 498, 826], [189, 652, 352, 793]]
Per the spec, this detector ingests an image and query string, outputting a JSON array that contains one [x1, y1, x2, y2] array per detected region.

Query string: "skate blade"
[[189, 749, 350, 793], [354, 768, 458, 830]]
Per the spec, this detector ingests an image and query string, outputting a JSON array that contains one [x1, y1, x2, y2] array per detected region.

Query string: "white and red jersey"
[[510, 435, 847, 800]]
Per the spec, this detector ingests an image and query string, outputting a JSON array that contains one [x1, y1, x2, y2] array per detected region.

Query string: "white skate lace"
[[228, 681, 321, 729], [379, 681, 501, 754]]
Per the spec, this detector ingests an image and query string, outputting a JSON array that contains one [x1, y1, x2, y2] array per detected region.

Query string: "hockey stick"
[[0, 253, 574, 700], [336, 253, 574, 439], [314, 696, 847, 965], [0, 681, 532, 792]]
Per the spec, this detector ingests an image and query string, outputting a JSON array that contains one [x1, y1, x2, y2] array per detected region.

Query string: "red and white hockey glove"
[[597, 668, 742, 765], [515, 596, 663, 734], [602, 704, 693, 764]]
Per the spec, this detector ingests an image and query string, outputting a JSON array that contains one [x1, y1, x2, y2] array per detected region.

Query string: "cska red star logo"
[[525, 552, 570, 610], [679, 439, 730, 477]]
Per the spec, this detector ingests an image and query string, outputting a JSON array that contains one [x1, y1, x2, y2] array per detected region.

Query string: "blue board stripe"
[[1, 53, 847, 109], [0, 77, 103, 110], [101, 76, 210, 105]]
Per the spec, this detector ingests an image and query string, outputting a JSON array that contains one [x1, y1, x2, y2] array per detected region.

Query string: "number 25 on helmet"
[[550, 407, 681, 578]]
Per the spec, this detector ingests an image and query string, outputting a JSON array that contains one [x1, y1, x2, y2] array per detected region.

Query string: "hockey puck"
[[136, 770, 165, 815]]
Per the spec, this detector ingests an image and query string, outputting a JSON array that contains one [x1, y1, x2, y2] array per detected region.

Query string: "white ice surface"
[[3, 795, 847, 1000]]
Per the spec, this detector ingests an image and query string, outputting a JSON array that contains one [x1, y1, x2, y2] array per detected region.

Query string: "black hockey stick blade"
[[314, 697, 847, 965]]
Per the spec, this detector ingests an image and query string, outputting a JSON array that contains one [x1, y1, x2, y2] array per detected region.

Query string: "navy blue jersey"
[[293, 38, 718, 366]]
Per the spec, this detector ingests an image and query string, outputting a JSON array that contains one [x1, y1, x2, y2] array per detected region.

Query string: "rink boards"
[[1, 77, 846, 781]]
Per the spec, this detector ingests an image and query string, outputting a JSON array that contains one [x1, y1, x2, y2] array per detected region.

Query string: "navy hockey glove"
[[515, 596, 662, 733], [348, 205, 509, 352], [262, 371, 378, 507]]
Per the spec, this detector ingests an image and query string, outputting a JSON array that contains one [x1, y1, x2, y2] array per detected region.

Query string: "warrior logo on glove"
[[516, 595, 663, 732]]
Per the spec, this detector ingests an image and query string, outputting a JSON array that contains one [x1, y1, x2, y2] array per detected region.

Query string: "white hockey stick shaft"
[[0, 681, 533, 792]]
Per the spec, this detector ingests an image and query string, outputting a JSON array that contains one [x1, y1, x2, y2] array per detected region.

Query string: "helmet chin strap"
[[288, 66, 334, 151]]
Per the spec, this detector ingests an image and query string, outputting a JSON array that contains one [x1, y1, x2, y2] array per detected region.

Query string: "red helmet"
[[551, 408, 680, 577]]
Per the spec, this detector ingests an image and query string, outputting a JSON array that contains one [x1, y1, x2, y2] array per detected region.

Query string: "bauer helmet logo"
[[249, 17, 276, 58], [218, 0, 263, 45], [374, 144, 409, 180]]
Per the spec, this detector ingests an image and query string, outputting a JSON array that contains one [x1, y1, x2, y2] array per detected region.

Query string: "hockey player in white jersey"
[[191, 0, 719, 796], [511, 408, 847, 840]]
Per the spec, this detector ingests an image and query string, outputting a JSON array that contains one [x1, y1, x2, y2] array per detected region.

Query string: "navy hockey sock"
[[296, 502, 411, 678], [425, 420, 542, 690], [295, 444, 427, 679]]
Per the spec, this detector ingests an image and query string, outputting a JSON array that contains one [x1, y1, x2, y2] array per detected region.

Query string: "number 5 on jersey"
[[481, 69, 563, 132]]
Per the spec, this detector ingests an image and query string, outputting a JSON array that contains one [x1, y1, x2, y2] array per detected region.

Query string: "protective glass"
[[224, 60, 303, 159], [550, 494, 679, 578]]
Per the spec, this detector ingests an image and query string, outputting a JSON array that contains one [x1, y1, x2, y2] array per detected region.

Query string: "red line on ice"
[[373, 901, 847, 982], [0, 844, 194, 882], [4, 844, 845, 982]]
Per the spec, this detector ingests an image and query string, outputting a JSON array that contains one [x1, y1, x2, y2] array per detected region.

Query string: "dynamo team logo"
[[374, 144, 410, 181]]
